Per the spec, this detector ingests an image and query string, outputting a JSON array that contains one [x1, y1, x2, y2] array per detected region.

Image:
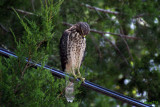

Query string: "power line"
[[0, 48, 152, 107]]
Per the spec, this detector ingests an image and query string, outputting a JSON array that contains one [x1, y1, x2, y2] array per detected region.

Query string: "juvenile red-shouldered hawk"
[[60, 22, 90, 102]]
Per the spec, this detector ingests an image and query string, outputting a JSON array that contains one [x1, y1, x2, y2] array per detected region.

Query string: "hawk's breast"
[[67, 32, 86, 68]]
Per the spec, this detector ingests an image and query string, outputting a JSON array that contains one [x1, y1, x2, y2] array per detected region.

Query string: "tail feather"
[[65, 80, 74, 102]]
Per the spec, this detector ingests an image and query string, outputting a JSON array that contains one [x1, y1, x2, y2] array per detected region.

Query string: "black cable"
[[0, 48, 152, 107]]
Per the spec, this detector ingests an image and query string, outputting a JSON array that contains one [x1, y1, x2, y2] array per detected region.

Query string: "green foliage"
[[0, 56, 65, 106], [0, 0, 79, 106]]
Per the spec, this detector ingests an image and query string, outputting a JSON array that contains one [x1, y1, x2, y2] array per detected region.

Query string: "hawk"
[[60, 22, 90, 102]]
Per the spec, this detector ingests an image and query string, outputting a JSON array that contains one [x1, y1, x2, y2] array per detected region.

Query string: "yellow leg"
[[77, 69, 85, 82], [70, 68, 85, 82], [71, 68, 78, 79]]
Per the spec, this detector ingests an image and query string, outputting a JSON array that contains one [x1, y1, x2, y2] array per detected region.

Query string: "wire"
[[0, 48, 152, 107]]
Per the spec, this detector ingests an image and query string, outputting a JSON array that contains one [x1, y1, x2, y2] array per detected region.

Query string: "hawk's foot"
[[77, 75, 85, 83], [72, 74, 78, 80], [77, 70, 85, 82], [72, 74, 85, 82], [80, 77, 85, 83]]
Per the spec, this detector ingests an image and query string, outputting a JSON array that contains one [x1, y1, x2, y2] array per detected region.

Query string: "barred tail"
[[65, 80, 74, 102]]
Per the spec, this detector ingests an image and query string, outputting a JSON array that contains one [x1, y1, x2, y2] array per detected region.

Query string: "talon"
[[81, 77, 85, 83], [78, 77, 85, 83], [72, 74, 78, 79]]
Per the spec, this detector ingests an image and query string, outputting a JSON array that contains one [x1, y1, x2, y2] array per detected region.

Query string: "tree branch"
[[8, 7, 35, 16], [119, 26, 133, 61], [0, 23, 10, 33], [62, 22, 72, 26], [133, 13, 149, 18], [90, 35, 103, 60], [90, 29, 140, 40], [101, 34, 129, 65], [31, 0, 35, 12], [81, 3, 119, 15], [15, 8, 35, 15], [82, 3, 148, 18]]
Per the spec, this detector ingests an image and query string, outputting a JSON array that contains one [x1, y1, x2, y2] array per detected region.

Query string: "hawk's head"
[[75, 22, 90, 36]]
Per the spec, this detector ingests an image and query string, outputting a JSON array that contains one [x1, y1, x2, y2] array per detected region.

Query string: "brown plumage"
[[60, 22, 90, 102]]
